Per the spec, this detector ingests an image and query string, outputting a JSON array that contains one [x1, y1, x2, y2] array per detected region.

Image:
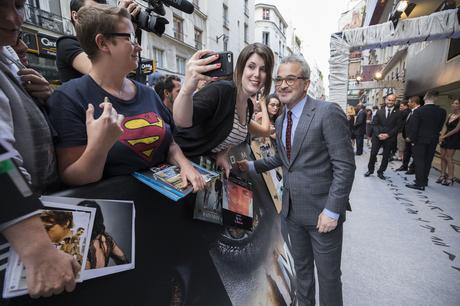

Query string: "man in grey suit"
[[239, 55, 355, 305]]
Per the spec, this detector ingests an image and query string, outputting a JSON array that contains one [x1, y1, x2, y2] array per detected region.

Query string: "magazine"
[[250, 139, 283, 213], [40, 196, 136, 281], [2, 196, 136, 298], [222, 175, 254, 230], [193, 156, 224, 224], [133, 162, 220, 201]]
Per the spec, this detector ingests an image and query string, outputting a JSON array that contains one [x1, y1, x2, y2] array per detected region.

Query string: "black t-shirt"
[[48, 75, 174, 178], [56, 35, 84, 83]]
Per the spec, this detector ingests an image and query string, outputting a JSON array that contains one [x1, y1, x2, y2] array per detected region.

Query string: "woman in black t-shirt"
[[47, 4, 204, 191], [173, 43, 274, 177]]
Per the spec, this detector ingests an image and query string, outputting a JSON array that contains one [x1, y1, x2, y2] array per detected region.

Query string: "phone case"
[[204, 52, 233, 77]]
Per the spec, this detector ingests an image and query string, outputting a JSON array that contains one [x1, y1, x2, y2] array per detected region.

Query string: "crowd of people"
[[350, 91, 459, 190], [0, 0, 458, 305]]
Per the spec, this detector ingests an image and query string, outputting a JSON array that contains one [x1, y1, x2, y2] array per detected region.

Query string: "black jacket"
[[174, 80, 254, 157], [353, 109, 366, 136], [371, 107, 402, 140], [407, 104, 446, 144]]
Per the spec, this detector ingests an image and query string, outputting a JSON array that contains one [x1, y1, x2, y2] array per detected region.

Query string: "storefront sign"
[[37, 34, 57, 58]]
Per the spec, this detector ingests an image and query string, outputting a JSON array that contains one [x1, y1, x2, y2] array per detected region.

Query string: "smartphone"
[[203, 51, 233, 77]]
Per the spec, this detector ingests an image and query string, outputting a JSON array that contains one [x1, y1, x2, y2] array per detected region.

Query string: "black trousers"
[[413, 140, 437, 186], [368, 137, 395, 173], [402, 141, 415, 170], [355, 133, 364, 155]]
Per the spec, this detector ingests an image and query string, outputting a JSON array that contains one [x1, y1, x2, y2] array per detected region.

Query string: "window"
[[223, 4, 229, 28], [224, 38, 228, 52], [194, 27, 203, 50], [262, 32, 269, 45], [173, 15, 184, 41], [152, 47, 164, 68], [263, 8, 270, 20], [176, 56, 186, 75], [244, 0, 249, 16], [448, 38, 460, 61], [244, 23, 248, 43]]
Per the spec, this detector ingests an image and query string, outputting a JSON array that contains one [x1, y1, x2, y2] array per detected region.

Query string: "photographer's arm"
[[173, 50, 221, 127]]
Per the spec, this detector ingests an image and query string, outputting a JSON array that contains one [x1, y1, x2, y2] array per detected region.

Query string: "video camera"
[[133, 0, 194, 36]]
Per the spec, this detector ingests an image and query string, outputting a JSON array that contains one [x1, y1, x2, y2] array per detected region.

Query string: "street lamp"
[[396, 0, 408, 12], [374, 71, 383, 80]]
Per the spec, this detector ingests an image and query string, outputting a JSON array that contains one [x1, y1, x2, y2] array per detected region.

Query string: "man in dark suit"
[[354, 103, 366, 155], [406, 91, 446, 190], [238, 55, 355, 306], [365, 94, 402, 180], [396, 96, 421, 173]]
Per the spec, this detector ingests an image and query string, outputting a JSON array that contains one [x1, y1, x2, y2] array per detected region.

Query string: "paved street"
[[342, 146, 460, 306]]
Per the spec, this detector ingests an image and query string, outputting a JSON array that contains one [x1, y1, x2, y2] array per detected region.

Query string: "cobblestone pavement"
[[342, 147, 460, 306]]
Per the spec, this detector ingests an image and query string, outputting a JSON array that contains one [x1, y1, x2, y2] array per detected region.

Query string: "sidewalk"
[[342, 146, 460, 306]]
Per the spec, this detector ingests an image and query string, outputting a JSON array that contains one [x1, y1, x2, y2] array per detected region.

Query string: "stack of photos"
[[2, 197, 135, 298], [222, 175, 254, 230], [133, 162, 220, 202]]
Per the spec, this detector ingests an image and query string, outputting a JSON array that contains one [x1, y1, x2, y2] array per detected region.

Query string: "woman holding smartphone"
[[173, 43, 274, 177]]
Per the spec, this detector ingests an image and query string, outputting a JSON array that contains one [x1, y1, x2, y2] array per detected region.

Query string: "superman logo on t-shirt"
[[119, 112, 166, 161]]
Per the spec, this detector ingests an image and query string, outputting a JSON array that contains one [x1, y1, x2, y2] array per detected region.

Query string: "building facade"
[[141, 0, 255, 80]]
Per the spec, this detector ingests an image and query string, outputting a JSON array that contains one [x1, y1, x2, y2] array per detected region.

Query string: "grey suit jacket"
[[254, 96, 355, 225]]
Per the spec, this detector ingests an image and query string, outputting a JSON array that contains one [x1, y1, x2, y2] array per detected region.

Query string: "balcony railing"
[[24, 3, 72, 35], [174, 31, 184, 42], [195, 40, 203, 50]]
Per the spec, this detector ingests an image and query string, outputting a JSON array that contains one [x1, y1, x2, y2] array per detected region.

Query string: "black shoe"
[[405, 170, 415, 175], [364, 171, 373, 177], [395, 166, 407, 172], [377, 172, 386, 180], [406, 183, 425, 191]]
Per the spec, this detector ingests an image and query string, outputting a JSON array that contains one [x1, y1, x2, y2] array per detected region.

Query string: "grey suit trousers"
[[286, 208, 343, 306]]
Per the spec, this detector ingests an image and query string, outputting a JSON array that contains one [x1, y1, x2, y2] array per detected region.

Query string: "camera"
[[132, 0, 194, 36]]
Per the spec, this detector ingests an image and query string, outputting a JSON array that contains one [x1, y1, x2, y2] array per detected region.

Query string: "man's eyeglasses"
[[104, 32, 138, 45], [274, 76, 308, 87]]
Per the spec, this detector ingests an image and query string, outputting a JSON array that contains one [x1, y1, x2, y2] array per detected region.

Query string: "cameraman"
[[56, 0, 140, 83]]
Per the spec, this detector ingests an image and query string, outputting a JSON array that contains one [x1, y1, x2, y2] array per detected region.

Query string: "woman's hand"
[[18, 68, 53, 100], [179, 162, 205, 192], [216, 150, 232, 178], [86, 102, 124, 152], [182, 50, 221, 95]]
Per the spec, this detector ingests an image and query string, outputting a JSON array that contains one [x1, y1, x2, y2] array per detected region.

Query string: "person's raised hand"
[[118, 0, 141, 17], [182, 50, 221, 95], [23, 244, 80, 298], [18, 68, 52, 100], [85, 101, 124, 151]]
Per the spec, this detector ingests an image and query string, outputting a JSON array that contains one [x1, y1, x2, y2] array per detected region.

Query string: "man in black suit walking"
[[365, 94, 402, 180], [354, 103, 366, 155], [406, 91, 446, 190], [396, 96, 421, 173]]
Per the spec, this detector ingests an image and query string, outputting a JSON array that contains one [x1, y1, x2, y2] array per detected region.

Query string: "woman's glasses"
[[104, 32, 138, 45]]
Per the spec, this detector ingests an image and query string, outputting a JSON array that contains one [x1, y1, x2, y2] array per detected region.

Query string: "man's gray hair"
[[280, 55, 311, 79]]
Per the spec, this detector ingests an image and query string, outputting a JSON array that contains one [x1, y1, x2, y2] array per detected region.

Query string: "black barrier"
[[5, 143, 295, 306]]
